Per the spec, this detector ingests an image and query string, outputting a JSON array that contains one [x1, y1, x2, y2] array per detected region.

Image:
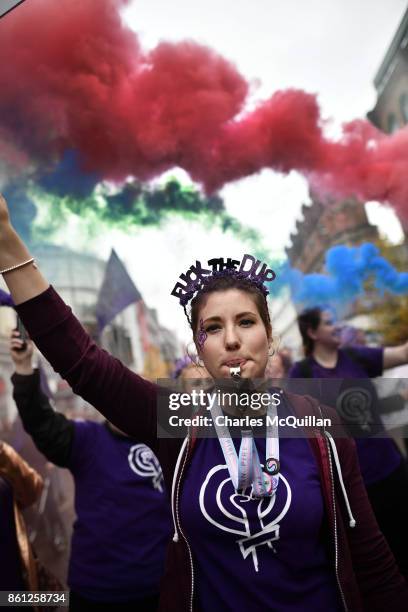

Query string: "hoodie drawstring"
[[325, 431, 356, 528], [171, 436, 189, 543]]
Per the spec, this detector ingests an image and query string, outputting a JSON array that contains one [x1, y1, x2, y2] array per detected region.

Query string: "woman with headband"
[[0, 193, 407, 612]]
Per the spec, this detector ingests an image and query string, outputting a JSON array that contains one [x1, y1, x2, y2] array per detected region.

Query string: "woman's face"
[[196, 289, 271, 379], [309, 309, 341, 350]]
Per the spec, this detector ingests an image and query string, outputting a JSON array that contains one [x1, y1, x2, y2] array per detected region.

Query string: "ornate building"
[[367, 7, 408, 134], [367, 7, 408, 237], [271, 194, 380, 355], [285, 194, 379, 273]]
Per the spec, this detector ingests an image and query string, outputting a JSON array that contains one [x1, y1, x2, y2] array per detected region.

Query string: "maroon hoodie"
[[16, 286, 408, 612]]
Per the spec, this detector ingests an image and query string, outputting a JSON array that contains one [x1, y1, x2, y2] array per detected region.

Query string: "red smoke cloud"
[[1, 0, 408, 220]]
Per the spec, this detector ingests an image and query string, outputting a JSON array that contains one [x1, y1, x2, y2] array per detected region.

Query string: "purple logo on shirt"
[[199, 464, 292, 572], [128, 444, 164, 492]]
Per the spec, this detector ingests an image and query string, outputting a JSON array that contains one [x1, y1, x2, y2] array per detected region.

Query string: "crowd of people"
[[1, 192, 408, 610]]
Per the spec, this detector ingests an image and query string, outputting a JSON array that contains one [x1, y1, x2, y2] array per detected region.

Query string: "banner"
[[96, 249, 142, 331]]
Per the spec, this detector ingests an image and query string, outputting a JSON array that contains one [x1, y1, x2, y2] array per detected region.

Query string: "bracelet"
[[0, 257, 37, 275]]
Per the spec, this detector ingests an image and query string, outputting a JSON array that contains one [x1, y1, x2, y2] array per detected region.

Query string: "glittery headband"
[[171, 254, 276, 307]]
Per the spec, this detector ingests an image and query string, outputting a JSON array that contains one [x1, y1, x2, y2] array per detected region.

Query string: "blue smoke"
[[3, 184, 37, 244], [38, 149, 100, 199], [288, 243, 408, 307]]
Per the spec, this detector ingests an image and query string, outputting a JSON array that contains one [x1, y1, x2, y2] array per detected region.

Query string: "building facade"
[[271, 194, 380, 355], [285, 194, 378, 273], [367, 7, 408, 238], [367, 8, 408, 134]]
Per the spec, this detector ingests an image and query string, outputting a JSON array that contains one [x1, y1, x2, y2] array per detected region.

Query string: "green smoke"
[[27, 177, 286, 297], [30, 178, 273, 257]]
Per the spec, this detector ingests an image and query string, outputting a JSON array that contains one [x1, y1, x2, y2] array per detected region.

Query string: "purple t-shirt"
[[289, 347, 401, 485], [67, 420, 171, 602], [180, 402, 341, 612]]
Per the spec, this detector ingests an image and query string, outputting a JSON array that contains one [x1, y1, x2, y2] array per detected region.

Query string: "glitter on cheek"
[[197, 318, 208, 349]]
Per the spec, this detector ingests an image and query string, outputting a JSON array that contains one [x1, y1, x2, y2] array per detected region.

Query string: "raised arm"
[[383, 341, 408, 371], [0, 193, 158, 447], [10, 333, 75, 468]]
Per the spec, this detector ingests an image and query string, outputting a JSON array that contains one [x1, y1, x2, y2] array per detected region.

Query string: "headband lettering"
[[171, 254, 276, 306]]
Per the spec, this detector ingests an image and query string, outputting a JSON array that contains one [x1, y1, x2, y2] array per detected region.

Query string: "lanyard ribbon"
[[210, 395, 280, 498]]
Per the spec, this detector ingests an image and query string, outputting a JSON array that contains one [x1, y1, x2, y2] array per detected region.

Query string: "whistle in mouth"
[[229, 365, 241, 379]]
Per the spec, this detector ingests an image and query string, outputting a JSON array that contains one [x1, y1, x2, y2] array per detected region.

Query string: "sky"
[[48, 0, 408, 344]]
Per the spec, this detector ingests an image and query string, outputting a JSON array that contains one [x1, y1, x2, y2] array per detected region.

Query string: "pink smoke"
[[1, 0, 408, 220]]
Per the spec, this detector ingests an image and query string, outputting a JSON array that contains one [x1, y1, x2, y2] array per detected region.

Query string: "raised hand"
[[0, 193, 49, 305], [10, 330, 34, 375]]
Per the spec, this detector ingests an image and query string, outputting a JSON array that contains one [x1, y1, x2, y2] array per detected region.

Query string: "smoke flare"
[[289, 243, 408, 307], [6, 177, 269, 259], [0, 0, 407, 221]]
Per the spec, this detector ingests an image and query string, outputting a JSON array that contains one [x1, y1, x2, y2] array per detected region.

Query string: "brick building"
[[285, 194, 378, 273], [270, 194, 380, 355]]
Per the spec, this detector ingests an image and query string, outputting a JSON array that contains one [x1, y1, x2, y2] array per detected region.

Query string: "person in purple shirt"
[[1, 193, 408, 611], [289, 306, 408, 578], [9, 332, 172, 612]]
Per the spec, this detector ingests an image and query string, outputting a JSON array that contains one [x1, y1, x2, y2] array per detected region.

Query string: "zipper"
[[326, 435, 348, 612], [174, 435, 195, 612]]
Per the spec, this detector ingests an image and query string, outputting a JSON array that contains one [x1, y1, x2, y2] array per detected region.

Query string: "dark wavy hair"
[[188, 275, 272, 345], [297, 307, 322, 356]]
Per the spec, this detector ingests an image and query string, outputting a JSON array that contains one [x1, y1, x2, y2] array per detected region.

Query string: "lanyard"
[[210, 395, 280, 498]]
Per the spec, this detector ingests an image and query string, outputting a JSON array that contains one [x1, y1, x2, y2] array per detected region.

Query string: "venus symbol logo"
[[128, 444, 164, 492], [336, 387, 374, 433], [199, 464, 292, 572]]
